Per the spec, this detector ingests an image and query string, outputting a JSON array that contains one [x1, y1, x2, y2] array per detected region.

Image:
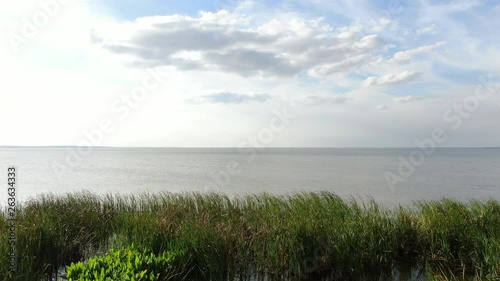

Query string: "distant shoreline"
[[1, 145, 499, 149]]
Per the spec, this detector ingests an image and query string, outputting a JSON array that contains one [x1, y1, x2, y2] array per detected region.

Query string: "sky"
[[0, 0, 499, 147]]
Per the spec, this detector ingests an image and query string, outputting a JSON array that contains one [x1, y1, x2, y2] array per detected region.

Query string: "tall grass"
[[0, 192, 498, 280]]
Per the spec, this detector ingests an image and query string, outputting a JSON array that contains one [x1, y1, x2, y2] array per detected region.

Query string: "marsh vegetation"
[[0, 192, 498, 280]]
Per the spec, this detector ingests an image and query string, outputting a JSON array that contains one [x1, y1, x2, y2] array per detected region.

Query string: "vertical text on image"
[[7, 167, 17, 273]]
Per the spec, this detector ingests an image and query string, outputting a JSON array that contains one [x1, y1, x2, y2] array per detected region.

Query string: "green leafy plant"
[[65, 245, 191, 281]]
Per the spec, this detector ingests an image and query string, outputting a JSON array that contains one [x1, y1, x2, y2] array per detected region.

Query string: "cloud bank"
[[93, 10, 388, 78]]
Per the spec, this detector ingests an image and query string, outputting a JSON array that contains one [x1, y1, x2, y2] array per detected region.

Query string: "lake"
[[1, 147, 499, 206]]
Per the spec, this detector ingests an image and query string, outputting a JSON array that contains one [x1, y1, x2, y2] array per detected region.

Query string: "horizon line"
[[1, 145, 499, 149]]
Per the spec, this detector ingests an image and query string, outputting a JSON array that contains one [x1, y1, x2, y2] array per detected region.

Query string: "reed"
[[0, 192, 498, 280]]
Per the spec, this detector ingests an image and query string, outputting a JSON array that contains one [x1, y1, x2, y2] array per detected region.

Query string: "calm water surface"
[[0, 147, 499, 206]]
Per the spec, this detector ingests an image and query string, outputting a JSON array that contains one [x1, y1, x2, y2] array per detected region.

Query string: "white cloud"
[[363, 71, 422, 87], [390, 41, 445, 63], [441, 0, 483, 12], [368, 17, 392, 32], [298, 95, 350, 106], [417, 24, 437, 35], [394, 95, 421, 104], [187, 92, 271, 104], [92, 10, 387, 78], [308, 54, 371, 77]]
